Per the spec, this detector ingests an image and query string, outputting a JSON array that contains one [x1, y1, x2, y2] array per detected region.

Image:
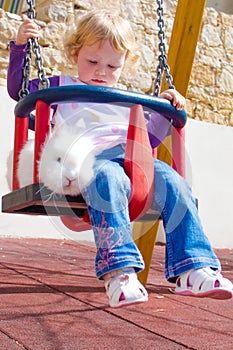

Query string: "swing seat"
[[2, 85, 186, 221]]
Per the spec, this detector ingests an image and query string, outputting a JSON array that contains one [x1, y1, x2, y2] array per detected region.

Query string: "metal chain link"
[[18, 38, 32, 99], [32, 37, 50, 90], [26, 0, 36, 19], [154, 0, 175, 96], [19, 0, 50, 99]]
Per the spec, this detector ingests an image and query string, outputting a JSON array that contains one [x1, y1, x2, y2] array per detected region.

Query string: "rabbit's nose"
[[64, 177, 75, 187]]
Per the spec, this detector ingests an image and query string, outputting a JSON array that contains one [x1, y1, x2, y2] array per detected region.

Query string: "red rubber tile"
[[0, 238, 232, 350]]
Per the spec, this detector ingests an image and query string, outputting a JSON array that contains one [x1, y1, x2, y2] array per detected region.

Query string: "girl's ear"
[[73, 53, 79, 64]]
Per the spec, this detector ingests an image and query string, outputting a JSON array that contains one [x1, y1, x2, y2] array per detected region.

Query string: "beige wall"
[[206, 0, 233, 14]]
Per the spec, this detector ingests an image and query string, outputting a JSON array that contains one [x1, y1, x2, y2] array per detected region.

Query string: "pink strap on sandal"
[[104, 268, 148, 308], [175, 267, 233, 300]]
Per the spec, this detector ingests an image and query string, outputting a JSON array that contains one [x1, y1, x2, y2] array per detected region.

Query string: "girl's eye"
[[108, 64, 116, 69], [89, 60, 97, 65]]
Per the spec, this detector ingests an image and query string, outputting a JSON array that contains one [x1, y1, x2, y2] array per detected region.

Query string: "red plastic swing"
[[7, 85, 186, 232]]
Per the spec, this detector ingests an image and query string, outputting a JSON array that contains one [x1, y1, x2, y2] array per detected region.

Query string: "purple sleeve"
[[7, 40, 59, 101], [145, 111, 171, 148]]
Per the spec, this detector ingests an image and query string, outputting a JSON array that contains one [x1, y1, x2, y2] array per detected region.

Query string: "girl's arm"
[[7, 40, 60, 100], [159, 89, 185, 111], [7, 41, 29, 101], [7, 18, 60, 101], [8, 18, 41, 100], [146, 89, 185, 148]]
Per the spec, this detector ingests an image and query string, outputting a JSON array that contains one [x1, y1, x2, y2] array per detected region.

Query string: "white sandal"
[[104, 269, 148, 308], [175, 267, 233, 300]]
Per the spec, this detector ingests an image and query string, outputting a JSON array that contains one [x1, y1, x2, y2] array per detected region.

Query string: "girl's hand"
[[159, 89, 185, 111], [16, 18, 41, 45]]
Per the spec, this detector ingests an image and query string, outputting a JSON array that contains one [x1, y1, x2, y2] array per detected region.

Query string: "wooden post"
[[134, 0, 206, 286]]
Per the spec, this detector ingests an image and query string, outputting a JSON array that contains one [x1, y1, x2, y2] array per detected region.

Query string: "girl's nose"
[[96, 66, 106, 75]]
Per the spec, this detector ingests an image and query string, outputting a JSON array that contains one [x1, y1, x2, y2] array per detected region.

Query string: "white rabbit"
[[17, 122, 95, 196], [16, 104, 130, 195]]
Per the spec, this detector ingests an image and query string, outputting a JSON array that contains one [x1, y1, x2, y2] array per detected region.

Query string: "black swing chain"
[[154, 0, 175, 96], [19, 0, 50, 100]]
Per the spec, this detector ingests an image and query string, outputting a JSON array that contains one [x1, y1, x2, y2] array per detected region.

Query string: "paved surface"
[[0, 237, 232, 350]]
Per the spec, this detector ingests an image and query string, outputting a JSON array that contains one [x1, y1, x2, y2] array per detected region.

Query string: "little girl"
[[7, 9, 232, 308]]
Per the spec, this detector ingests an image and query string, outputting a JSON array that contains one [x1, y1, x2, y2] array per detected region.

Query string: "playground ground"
[[0, 237, 232, 350]]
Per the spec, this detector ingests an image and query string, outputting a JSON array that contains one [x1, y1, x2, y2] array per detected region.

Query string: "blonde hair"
[[64, 9, 140, 77]]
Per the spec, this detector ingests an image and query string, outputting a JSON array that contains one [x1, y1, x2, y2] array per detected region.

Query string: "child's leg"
[[83, 159, 144, 278], [152, 159, 220, 279], [152, 159, 232, 299], [82, 147, 147, 307]]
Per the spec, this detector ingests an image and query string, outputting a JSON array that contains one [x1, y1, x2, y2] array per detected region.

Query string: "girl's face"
[[76, 39, 127, 87]]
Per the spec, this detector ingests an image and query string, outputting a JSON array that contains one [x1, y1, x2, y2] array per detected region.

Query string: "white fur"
[[17, 139, 35, 188], [17, 123, 95, 195]]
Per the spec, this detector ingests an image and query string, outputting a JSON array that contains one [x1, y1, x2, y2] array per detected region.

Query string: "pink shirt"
[[55, 75, 131, 154]]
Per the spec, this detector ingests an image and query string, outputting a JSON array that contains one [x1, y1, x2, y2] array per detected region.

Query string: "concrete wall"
[[185, 118, 233, 248], [1, 86, 233, 247]]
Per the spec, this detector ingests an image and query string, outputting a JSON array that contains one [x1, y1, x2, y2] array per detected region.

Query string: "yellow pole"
[[134, 221, 160, 286], [134, 0, 206, 286]]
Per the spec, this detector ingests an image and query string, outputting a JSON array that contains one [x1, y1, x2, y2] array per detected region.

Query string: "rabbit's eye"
[[57, 157, 61, 163]]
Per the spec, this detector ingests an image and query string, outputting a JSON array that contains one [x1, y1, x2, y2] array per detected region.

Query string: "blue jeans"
[[82, 145, 220, 281]]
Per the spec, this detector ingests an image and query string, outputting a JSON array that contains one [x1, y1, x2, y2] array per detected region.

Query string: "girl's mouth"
[[91, 79, 106, 84]]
